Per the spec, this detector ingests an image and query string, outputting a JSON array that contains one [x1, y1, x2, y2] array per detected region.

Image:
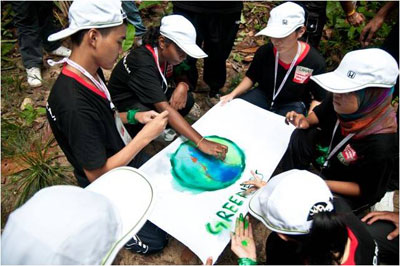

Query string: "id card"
[[293, 66, 313, 84], [114, 111, 132, 146]]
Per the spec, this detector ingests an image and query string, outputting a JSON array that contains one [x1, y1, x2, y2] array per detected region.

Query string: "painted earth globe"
[[170, 136, 246, 191]]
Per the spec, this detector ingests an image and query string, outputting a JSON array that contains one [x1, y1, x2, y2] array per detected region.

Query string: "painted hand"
[[242, 170, 267, 195], [135, 110, 159, 124], [220, 93, 235, 106], [285, 111, 309, 129], [230, 214, 257, 261], [362, 211, 399, 240], [169, 82, 188, 110], [198, 139, 228, 161]]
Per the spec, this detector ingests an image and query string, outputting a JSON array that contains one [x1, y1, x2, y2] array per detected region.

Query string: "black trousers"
[[173, 6, 241, 96], [11, 1, 61, 69], [366, 219, 399, 265]]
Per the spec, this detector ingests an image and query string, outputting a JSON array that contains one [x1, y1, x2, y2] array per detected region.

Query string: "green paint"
[[241, 240, 248, 247], [206, 221, 230, 235], [170, 136, 246, 191], [244, 218, 249, 229], [239, 213, 244, 222], [223, 202, 238, 213], [217, 210, 235, 222]]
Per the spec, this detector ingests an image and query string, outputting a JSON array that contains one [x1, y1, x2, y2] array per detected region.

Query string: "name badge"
[[293, 66, 313, 84], [114, 111, 132, 146]]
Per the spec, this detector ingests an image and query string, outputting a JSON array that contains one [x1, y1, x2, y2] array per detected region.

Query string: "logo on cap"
[[347, 71, 356, 79], [307, 202, 330, 221], [282, 19, 288, 25]]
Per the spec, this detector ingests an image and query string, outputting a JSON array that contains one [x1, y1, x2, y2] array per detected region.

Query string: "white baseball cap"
[[1, 167, 154, 265], [249, 169, 334, 235], [311, 48, 399, 93], [160, 15, 207, 59], [48, 0, 126, 42], [256, 2, 305, 38]]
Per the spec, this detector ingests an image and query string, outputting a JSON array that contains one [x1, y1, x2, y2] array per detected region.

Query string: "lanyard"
[[272, 41, 301, 107], [324, 119, 355, 167], [145, 45, 168, 93], [48, 58, 115, 110]]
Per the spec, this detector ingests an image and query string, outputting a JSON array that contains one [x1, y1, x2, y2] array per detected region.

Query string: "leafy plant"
[[5, 132, 74, 208], [123, 23, 136, 52], [138, 1, 162, 11], [18, 104, 46, 126]]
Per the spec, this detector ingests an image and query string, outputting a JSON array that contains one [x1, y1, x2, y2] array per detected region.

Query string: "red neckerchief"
[[145, 44, 166, 72], [273, 42, 310, 70], [342, 227, 358, 265], [62, 65, 107, 99]]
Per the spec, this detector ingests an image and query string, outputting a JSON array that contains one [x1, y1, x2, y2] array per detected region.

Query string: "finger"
[[205, 256, 213, 265], [239, 213, 244, 237], [248, 221, 254, 240], [244, 216, 250, 237], [250, 170, 261, 181], [158, 110, 169, 119], [242, 187, 256, 196], [361, 211, 377, 222], [235, 217, 240, 236], [387, 228, 399, 240], [365, 214, 386, 225]]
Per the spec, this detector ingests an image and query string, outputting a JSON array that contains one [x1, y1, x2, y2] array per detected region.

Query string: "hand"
[[362, 211, 399, 240], [347, 11, 365, 27], [198, 139, 228, 160], [205, 257, 213, 265], [169, 82, 189, 110], [136, 111, 168, 142], [242, 170, 267, 195], [360, 15, 385, 47], [231, 214, 257, 261], [135, 110, 159, 124], [220, 93, 235, 106], [285, 111, 310, 129]]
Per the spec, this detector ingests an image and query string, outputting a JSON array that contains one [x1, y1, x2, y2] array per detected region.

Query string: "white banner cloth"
[[139, 99, 295, 263]]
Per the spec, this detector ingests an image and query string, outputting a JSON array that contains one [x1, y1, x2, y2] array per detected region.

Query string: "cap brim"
[[177, 43, 207, 59], [85, 167, 154, 265], [48, 21, 124, 42], [48, 28, 80, 42], [310, 71, 394, 94], [255, 24, 302, 38]]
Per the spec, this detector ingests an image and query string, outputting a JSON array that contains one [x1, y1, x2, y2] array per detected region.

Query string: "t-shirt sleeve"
[[308, 50, 327, 101], [61, 108, 108, 171], [127, 53, 168, 105], [246, 44, 269, 83]]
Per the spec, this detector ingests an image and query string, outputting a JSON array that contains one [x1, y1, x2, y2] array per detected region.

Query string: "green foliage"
[[138, 1, 162, 11], [6, 133, 74, 208], [123, 23, 136, 52], [322, 1, 393, 70], [226, 74, 243, 95], [19, 104, 46, 126]]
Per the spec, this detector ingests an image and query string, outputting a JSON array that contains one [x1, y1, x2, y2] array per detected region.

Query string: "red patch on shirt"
[[337, 144, 358, 166]]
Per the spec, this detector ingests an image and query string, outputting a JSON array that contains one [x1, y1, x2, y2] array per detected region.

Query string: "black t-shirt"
[[46, 67, 125, 187], [109, 46, 178, 112], [314, 95, 398, 207], [173, 1, 243, 14], [265, 198, 378, 265], [246, 42, 326, 107]]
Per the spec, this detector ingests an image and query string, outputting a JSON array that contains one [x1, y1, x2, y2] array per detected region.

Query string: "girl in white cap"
[[281, 48, 398, 212], [220, 2, 326, 116], [108, 14, 228, 160], [230, 169, 378, 265], [46, 0, 169, 255]]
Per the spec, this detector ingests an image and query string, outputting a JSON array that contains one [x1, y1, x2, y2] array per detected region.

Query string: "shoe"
[[162, 128, 176, 142], [186, 103, 202, 121], [26, 67, 42, 87], [205, 94, 221, 107], [49, 46, 71, 57], [125, 235, 149, 254]]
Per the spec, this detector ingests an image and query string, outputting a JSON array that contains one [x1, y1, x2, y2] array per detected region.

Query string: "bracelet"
[[238, 258, 257, 265], [347, 9, 356, 17], [127, 109, 139, 125], [196, 137, 204, 148]]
